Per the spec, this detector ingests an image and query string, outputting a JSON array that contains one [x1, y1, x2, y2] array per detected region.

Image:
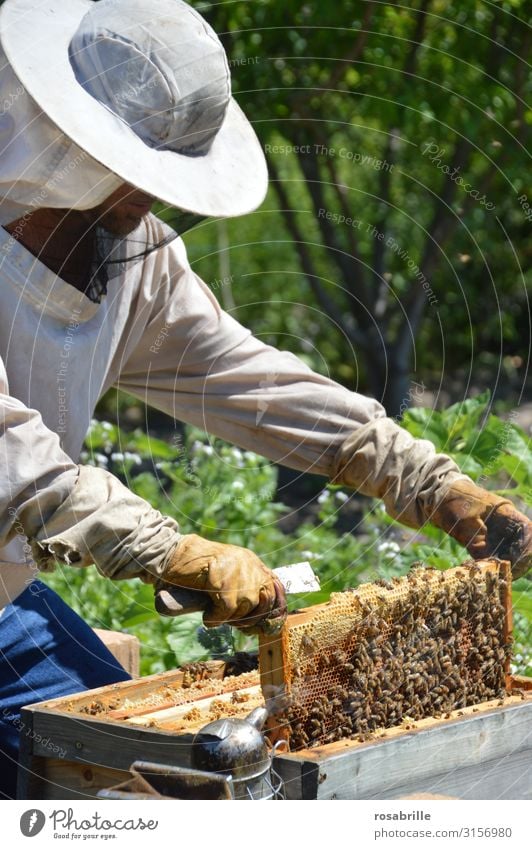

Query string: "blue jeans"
[[0, 581, 131, 799]]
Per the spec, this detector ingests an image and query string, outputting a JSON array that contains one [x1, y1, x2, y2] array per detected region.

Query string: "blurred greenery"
[[44, 394, 531, 677], [151, 0, 532, 415]]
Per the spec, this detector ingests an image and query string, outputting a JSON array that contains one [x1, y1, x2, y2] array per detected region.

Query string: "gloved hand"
[[28, 466, 286, 633], [332, 419, 531, 580], [153, 534, 287, 634], [429, 479, 531, 579]]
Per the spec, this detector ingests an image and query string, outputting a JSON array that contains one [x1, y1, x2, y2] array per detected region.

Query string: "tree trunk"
[[359, 342, 412, 420]]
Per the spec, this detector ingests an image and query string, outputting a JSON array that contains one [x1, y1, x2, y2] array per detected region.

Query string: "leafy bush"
[[43, 392, 531, 676]]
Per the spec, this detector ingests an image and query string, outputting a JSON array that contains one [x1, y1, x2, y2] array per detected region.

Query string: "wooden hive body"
[[17, 560, 530, 800]]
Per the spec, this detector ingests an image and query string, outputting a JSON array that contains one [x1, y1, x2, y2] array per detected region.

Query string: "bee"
[[310, 725, 326, 740], [182, 670, 194, 688], [301, 634, 317, 654]]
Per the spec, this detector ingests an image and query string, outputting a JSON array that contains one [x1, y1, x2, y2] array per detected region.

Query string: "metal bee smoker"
[[191, 706, 285, 800]]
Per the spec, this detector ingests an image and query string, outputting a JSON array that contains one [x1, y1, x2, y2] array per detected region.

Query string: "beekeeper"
[[0, 0, 529, 798]]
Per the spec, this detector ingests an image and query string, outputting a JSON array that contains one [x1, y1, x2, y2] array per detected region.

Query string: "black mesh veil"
[[85, 210, 209, 303]]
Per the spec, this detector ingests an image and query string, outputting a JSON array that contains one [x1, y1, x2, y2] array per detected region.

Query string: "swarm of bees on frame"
[[284, 563, 512, 750]]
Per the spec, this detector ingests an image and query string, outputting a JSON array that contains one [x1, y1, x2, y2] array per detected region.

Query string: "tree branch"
[[266, 153, 369, 351], [293, 143, 374, 323], [394, 137, 473, 361], [326, 1, 376, 91], [372, 1, 431, 314]]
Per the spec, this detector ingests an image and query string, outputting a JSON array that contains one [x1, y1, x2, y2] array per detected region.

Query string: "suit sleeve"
[[116, 236, 386, 479], [0, 355, 179, 580]]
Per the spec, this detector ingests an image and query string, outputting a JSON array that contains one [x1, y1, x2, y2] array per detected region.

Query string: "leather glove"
[[153, 534, 287, 634], [430, 479, 531, 579]]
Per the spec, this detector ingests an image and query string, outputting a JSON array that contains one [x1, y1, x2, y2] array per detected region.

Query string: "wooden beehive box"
[[17, 560, 532, 800], [17, 661, 263, 799], [17, 669, 532, 800]]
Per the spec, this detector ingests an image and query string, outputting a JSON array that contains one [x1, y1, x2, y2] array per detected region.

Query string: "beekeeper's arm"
[[117, 236, 465, 530], [119, 236, 530, 577], [0, 356, 282, 630]]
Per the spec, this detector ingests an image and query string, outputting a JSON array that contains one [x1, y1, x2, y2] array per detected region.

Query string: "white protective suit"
[[0, 53, 466, 610]]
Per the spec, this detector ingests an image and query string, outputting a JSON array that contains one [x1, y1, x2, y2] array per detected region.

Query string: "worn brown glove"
[[153, 534, 287, 633], [430, 479, 531, 579]]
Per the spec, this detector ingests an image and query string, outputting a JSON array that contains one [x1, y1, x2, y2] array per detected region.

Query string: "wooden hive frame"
[[272, 677, 532, 799], [259, 559, 513, 747]]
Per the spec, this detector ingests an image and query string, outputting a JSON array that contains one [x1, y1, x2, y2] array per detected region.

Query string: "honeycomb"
[[259, 560, 512, 750]]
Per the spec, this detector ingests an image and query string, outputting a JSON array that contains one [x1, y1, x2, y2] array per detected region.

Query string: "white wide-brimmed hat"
[[0, 0, 268, 217]]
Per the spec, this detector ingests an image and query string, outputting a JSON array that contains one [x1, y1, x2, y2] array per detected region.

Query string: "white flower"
[[124, 452, 142, 466], [378, 541, 400, 554], [95, 453, 108, 467], [232, 480, 244, 490], [111, 452, 124, 462], [102, 421, 114, 432], [377, 541, 400, 559], [317, 490, 330, 504], [335, 491, 348, 503], [202, 445, 214, 456]]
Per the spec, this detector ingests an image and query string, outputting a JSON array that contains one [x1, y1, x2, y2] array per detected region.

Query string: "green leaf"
[[513, 591, 532, 622], [122, 611, 158, 628], [402, 407, 448, 449], [126, 429, 176, 459]]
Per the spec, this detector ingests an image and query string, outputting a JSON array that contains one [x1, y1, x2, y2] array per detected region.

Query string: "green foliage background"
[[153, 0, 532, 415], [44, 394, 531, 677]]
